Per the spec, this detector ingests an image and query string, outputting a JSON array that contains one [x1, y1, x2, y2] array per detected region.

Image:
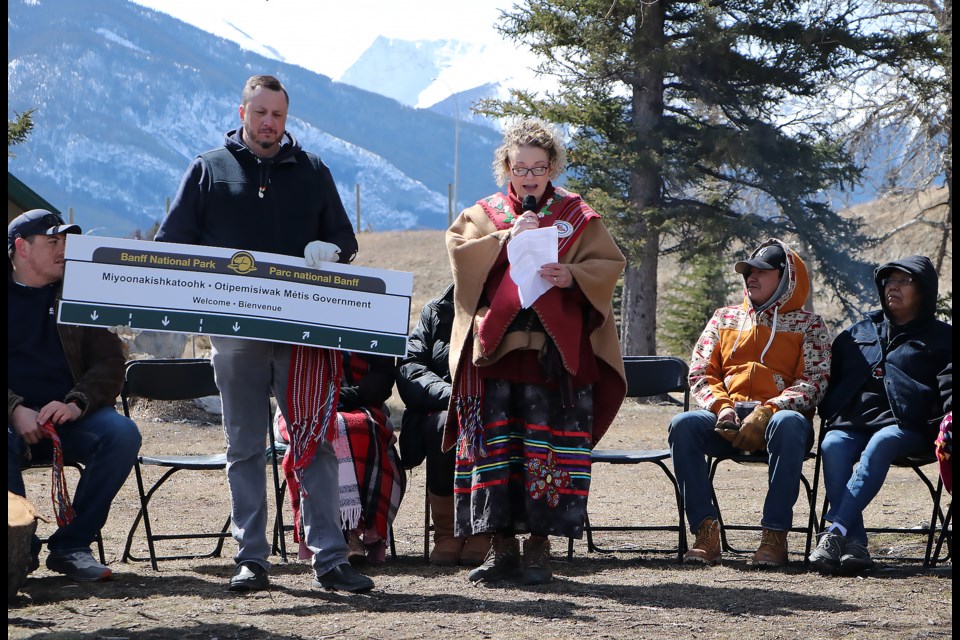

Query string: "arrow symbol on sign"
[[302, 331, 310, 340], [128, 313, 133, 326], [370, 339, 378, 348], [198, 318, 204, 333], [338, 336, 342, 346], [161, 316, 170, 327], [232, 322, 240, 332], [90, 310, 99, 321]]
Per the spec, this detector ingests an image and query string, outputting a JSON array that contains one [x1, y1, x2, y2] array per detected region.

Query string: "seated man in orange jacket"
[[667, 238, 831, 568]]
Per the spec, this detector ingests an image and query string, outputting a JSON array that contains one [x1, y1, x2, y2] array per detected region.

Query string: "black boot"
[[521, 535, 552, 585], [466, 534, 521, 583]]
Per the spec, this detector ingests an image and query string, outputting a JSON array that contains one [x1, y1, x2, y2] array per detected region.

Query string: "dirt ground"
[[8, 227, 953, 638], [9, 397, 952, 640]]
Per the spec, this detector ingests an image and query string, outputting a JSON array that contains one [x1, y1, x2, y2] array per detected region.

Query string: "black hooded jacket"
[[156, 129, 358, 261], [819, 255, 952, 439], [395, 284, 454, 466]]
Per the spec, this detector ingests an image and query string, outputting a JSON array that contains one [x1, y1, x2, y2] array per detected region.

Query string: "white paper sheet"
[[507, 225, 559, 308]]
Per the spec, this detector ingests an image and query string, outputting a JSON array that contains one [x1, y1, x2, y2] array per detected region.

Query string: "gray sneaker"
[[840, 540, 875, 574], [45, 550, 112, 582], [809, 530, 845, 573]]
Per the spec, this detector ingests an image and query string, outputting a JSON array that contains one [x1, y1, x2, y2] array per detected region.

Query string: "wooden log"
[[8, 492, 46, 600]]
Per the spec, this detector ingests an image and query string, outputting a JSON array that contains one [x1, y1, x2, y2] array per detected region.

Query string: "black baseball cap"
[[8, 209, 81, 252], [735, 244, 786, 274]]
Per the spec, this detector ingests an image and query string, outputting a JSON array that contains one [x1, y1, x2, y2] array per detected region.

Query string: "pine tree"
[[834, 0, 951, 272], [478, 0, 924, 353], [8, 108, 35, 157], [660, 254, 736, 359]]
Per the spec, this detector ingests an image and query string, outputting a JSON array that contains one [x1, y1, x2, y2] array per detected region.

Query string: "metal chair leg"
[[268, 430, 288, 563], [423, 489, 432, 562]]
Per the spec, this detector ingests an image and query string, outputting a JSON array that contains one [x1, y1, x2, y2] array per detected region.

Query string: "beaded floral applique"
[[526, 451, 571, 508], [501, 193, 560, 224]]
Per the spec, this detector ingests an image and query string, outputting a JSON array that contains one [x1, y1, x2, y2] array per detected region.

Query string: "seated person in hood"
[[667, 238, 831, 569], [810, 255, 951, 575]]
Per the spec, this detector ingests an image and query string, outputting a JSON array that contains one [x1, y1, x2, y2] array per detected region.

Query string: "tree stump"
[[8, 492, 46, 600]]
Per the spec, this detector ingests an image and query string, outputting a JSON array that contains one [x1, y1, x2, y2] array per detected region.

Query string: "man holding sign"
[[156, 75, 370, 593]]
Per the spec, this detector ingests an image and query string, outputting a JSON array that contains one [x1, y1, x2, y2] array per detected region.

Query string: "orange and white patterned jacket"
[[689, 238, 832, 419]]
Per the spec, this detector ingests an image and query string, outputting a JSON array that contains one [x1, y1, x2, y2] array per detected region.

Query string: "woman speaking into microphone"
[[442, 117, 626, 585]]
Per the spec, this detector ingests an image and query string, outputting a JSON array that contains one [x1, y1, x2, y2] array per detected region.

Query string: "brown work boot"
[[751, 528, 788, 567], [521, 535, 552, 585], [427, 491, 464, 566], [460, 533, 493, 566], [683, 517, 721, 565], [467, 534, 521, 583]]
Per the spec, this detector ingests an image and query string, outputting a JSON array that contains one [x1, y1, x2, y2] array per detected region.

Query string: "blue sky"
[[128, 0, 521, 80]]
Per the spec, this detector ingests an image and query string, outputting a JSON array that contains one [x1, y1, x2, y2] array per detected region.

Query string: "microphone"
[[522, 195, 538, 212]]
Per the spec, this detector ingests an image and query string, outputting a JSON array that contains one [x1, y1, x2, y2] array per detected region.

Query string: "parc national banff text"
[[116, 251, 363, 288]]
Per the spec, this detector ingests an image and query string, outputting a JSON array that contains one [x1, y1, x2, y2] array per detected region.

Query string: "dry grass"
[[353, 229, 453, 335]]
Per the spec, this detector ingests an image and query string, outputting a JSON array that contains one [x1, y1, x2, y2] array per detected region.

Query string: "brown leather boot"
[[428, 491, 464, 566], [460, 533, 493, 566], [467, 534, 521, 582], [751, 528, 788, 567], [521, 535, 552, 585], [683, 517, 721, 565]]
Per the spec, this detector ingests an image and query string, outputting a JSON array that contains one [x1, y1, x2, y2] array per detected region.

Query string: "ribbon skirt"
[[453, 378, 594, 539]]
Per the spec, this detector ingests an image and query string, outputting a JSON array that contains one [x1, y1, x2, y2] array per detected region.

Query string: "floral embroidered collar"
[[502, 183, 558, 224]]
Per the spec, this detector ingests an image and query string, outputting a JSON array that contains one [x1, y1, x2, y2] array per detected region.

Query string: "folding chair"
[[119, 358, 287, 570], [815, 445, 950, 568], [707, 450, 819, 565], [568, 355, 690, 562], [930, 502, 952, 567]]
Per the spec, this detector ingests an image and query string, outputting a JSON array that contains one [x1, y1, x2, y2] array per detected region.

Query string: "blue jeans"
[[820, 425, 929, 545], [8, 406, 141, 554], [211, 336, 350, 576], [668, 409, 814, 533]]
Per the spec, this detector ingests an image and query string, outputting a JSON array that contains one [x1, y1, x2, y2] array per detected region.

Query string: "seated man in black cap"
[[667, 238, 830, 568], [7, 209, 142, 582]]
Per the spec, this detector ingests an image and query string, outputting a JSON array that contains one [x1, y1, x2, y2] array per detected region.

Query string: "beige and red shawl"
[[442, 188, 627, 454]]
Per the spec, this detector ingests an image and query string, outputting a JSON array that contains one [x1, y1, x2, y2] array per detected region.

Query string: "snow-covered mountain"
[[7, 0, 503, 238], [339, 35, 542, 128]]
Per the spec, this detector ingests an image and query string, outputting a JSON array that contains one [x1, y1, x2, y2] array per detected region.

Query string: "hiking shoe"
[[314, 563, 374, 593], [521, 536, 553, 585], [750, 529, 788, 568], [467, 534, 521, 583], [840, 540, 875, 574], [683, 517, 721, 565], [809, 530, 845, 573], [45, 549, 112, 582], [229, 561, 269, 591]]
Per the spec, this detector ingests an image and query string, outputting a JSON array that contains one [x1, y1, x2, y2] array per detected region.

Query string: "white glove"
[[304, 240, 341, 268]]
